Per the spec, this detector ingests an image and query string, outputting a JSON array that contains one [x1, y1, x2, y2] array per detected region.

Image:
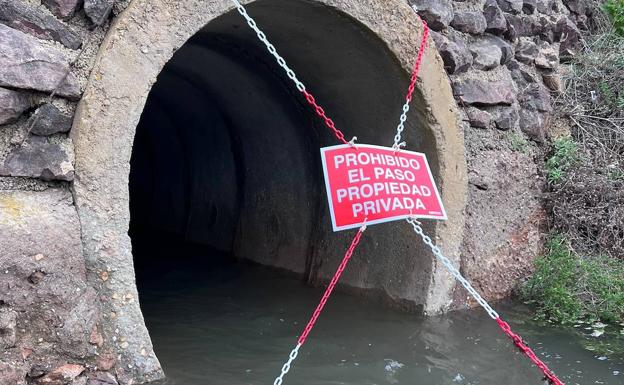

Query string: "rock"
[[536, 0, 556, 14], [0, 1, 82, 50], [28, 270, 47, 285], [0, 87, 30, 125], [563, 0, 587, 15], [519, 108, 549, 142], [486, 34, 514, 64], [89, 325, 104, 347], [96, 353, 116, 371], [465, 107, 492, 128], [523, 0, 537, 14], [0, 361, 25, 385], [0, 137, 75, 181], [469, 39, 503, 70], [0, 309, 17, 348], [497, 0, 524, 14], [70, 377, 88, 385], [555, 17, 581, 60], [42, 0, 82, 20], [451, 11, 487, 35], [493, 106, 519, 130], [36, 364, 84, 385], [430, 31, 473, 74], [84, 0, 115, 26], [515, 38, 538, 63], [453, 78, 516, 106], [0, 24, 80, 99], [409, 0, 454, 31], [520, 83, 552, 112], [542, 71, 563, 93], [87, 372, 118, 385], [484, 0, 507, 34], [535, 43, 559, 69], [29, 104, 73, 136]]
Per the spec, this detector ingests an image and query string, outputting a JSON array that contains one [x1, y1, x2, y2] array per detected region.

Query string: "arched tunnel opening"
[[128, 0, 439, 381]]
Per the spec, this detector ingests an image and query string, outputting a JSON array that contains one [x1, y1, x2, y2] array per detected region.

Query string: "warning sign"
[[320, 144, 446, 231]]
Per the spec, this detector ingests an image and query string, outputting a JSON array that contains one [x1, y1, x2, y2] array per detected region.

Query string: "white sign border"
[[320, 143, 447, 232]]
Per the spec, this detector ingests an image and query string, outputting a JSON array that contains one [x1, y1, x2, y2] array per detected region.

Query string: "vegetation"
[[523, 4, 624, 328], [507, 131, 530, 153], [604, 0, 624, 36], [522, 236, 624, 325], [545, 137, 578, 183]]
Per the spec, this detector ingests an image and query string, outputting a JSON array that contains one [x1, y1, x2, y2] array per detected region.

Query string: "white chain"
[[273, 343, 301, 385], [392, 102, 410, 150], [231, 0, 306, 92], [406, 218, 500, 320]]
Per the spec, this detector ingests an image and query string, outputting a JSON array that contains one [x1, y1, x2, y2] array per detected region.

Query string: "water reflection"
[[140, 263, 622, 385]]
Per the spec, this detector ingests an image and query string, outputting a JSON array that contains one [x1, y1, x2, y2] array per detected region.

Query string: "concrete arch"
[[71, 0, 467, 382]]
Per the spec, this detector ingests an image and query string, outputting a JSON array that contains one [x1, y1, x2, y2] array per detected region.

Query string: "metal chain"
[[230, 0, 349, 144], [405, 218, 499, 319], [273, 344, 301, 385], [392, 19, 429, 150]]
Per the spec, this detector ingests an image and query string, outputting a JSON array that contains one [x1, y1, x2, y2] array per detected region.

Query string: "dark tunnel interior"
[[129, 0, 436, 296]]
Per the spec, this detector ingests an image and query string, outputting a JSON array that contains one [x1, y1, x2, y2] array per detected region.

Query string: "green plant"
[[545, 137, 579, 183], [507, 131, 529, 153], [604, 0, 624, 36], [522, 235, 624, 325]]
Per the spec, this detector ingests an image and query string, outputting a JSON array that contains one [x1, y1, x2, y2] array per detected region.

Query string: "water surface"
[[140, 262, 623, 385]]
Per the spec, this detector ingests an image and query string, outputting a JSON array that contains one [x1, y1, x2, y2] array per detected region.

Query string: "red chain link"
[[301, 90, 348, 144], [405, 18, 429, 104], [297, 227, 365, 345], [496, 318, 565, 385]]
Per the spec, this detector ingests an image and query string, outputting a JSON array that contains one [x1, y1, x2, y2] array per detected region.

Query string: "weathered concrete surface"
[[0, 189, 99, 384], [71, 0, 466, 382]]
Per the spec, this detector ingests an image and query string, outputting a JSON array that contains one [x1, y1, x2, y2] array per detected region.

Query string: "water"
[[139, 262, 623, 385]]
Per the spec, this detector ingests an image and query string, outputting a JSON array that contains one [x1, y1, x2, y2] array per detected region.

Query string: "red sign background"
[[320, 144, 446, 231]]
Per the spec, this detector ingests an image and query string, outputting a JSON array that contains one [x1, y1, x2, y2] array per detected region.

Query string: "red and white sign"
[[320, 144, 446, 231]]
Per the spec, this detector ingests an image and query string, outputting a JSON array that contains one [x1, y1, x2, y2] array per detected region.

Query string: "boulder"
[[453, 78, 516, 106], [497, 0, 524, 14], [29, 104, 73, 136], [469, 39, 503, 70], [484, 0, 507, 34], [42, 0, 82, 20], [555, 17, 581, 59], [519, 108, 549, 142], [465, 107, 492, 128], [430, 31, 473, 74], [535, 43, 559, 69], [409, 0, 454, 31], [536, 0, 556, 14], [493, 106, 520, 130], [0, 24, 80, 99], [515, 38, 538, 63], [486, 34, 514, 64], [0, 87, 30, 125], [0, 1, 82, 50], [36, 364, 84, 385], [84, 0, 115, 26], [520, 83, 552, 113], [451, 11, 488, 35], [0, 137, 74, 181]]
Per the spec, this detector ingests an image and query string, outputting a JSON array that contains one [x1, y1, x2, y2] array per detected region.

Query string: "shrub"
[[522, 236, 624, 324], [545, 137, 578, 183], [604, 0, 624, 36]]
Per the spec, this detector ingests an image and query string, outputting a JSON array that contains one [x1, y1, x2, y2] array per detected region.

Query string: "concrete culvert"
[[72, 0, 466, 381]]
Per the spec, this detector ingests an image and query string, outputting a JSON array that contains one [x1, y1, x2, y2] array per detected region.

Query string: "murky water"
[[140, 262, 623, 385]]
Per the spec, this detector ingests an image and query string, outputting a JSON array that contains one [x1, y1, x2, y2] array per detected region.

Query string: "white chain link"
[[231, 0, 306, 92], [392, 102, 411, 150], [406, 218, 500, 320], [273, 343, 301, 385]]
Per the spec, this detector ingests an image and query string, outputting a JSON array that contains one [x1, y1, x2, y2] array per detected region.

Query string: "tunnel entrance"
[[130, 0, 434, 284], [72, 0, 465, 381]]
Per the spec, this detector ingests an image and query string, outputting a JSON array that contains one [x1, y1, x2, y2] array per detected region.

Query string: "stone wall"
[[0, 0, 589, 384]]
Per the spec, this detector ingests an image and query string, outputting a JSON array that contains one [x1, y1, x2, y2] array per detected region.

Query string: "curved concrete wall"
[[70, 0, 465, 381]]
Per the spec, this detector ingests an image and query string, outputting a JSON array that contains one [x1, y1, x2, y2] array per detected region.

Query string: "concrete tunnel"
[[71, 0, 466, 380]]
